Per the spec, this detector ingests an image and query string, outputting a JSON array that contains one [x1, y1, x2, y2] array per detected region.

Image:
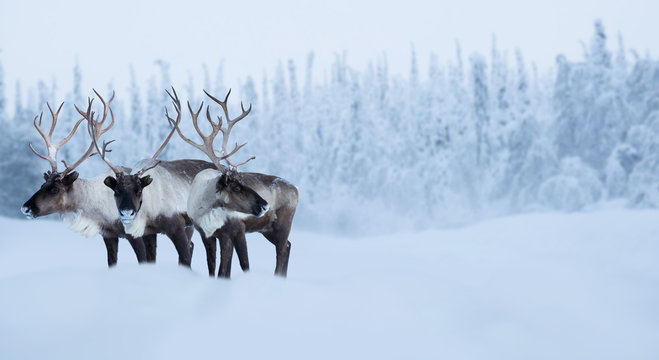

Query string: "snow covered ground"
[[0, 208, 658, 359]]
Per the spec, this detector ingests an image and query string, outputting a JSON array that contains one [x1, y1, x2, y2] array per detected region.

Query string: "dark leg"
[[103, 237, 119, 267], [167, 228, 192, 267], [217, 232, 233, 278], [276, 209, 295, 277], [185, 226, 194, 240], [272, 239, 291, 276], [262, 208, 295, 277], [185, 226, 195, 258], [127, 236, 147, 263], [232, 230, 250, 272], [279, 241, 291, 276], [262, 231, 290, 277], [142, 234, 157, 263], [201, 233, 217, 277]]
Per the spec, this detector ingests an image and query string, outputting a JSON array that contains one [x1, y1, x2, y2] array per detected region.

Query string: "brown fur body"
[[21, 171, 149, 266], [189, 169, 299, 277], [106, 159, 219, 266]]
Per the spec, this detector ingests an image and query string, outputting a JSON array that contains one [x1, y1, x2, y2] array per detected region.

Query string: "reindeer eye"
[[50, 187, 59, 195], [136, 190, 142, 197], [232, 186, 241, 193]]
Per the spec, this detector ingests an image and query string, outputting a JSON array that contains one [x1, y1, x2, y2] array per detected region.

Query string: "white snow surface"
[[0, 208, 658, 359]]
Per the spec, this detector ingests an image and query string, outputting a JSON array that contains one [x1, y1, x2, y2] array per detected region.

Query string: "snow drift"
[[1, 207, 658, 359]]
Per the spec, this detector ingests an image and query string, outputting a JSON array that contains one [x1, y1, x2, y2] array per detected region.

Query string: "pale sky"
[[0, 0, 656, 109]]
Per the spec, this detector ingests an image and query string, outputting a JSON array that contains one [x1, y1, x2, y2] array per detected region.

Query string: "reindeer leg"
[[232, 228, 250, 272], [277, 212, 295, 277], [201, 233, 217, 277], [262, 231, 290, 277], [167, 227, 192, 267], [275, 240, 291, 277], [217, 232, 233, 278], [127, 236, 147, 263], [280, 240, 291, 276], [185, 225, 195, 259], [262, 210, 294, 277], [103, 237, 119, 267], [142, 234, 157, 263]]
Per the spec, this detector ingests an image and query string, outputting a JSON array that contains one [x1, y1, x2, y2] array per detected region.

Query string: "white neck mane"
[[63, 174, 120, 238], [187, 169, 253, 237]]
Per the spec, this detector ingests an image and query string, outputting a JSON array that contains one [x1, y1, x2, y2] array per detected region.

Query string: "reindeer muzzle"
[[119, 209, 136, 224], [21, 205, 35, 219], [255, 203, 269, 217]]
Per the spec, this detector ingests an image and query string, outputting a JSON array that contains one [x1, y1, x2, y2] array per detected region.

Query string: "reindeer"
[[20, 99, 148, 266], [177, 89, 298, 277], [76, 89, 219, 267]]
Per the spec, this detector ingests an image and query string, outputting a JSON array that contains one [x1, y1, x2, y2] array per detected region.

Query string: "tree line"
[[1, 20, 658, 233]]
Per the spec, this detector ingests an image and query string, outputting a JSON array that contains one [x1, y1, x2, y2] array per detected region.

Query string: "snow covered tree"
[[470, 53, 490, 166], [128, 66, 143, 146], [303, 52, 314, 100], [588, 19, 612, 68], [409, 44, 419, 87], [58, 62, 87, 175], [0, 80, 47, 217], [214, 60, 225, 97], [624, 58, 659, 205], [4, 21, 659, 229]]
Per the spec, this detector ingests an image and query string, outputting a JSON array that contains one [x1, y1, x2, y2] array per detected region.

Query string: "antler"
[[60, 140, 98, 176], [134, 87, 182, 176], [75, 90, 123, 176], [28, 102, 87, 174], [175, 89, 254, 174], [203, 89, 255, 170]]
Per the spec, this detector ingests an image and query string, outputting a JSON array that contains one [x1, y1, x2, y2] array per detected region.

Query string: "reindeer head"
[[103, 173, 153, 224], [77, 89, 178, 225], [215, 173, 269, 217], [174, 88, 269, 219], [21, 103, 96, 218], [22, 171, 80, 218]]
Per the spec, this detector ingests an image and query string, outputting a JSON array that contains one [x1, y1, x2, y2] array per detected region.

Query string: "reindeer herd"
[[20, 88, 298, 278]]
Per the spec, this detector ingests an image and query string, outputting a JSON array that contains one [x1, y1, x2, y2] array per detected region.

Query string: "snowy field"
[[0, 208, 658, 360]]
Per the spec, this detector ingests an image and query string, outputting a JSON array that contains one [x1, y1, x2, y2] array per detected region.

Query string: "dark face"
[[104, 174, 153, 224], [216, 174, 269, 217], [21, 171, 79, 218]]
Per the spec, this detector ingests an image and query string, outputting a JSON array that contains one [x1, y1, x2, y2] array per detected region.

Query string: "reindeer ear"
[[104, 176, 117, 190], [62, 172, 79, 186], [140, 175, 153, 188]]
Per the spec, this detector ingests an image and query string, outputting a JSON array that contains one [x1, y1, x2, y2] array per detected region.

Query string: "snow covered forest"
[[1, 20, 658, 232]]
